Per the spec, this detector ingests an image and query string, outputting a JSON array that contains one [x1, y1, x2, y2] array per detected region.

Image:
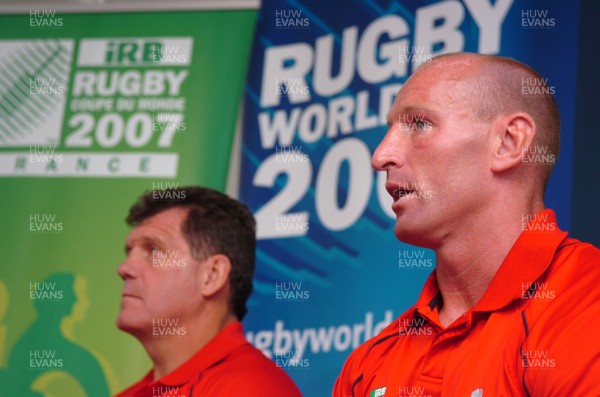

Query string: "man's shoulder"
[[524, 236, 600, 335], [336, 312, 405, 384], [211, 341, 302, 395], [227, 341, 282, 368], [548, 237, 600, 286], [558, 237, 600, 261], [520, 237, 600, 395]]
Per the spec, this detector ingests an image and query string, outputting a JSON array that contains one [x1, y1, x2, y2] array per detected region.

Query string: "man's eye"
[[398, 116, 432, 133], [145, 245, 160, 257], [414, 120, 431, 132]]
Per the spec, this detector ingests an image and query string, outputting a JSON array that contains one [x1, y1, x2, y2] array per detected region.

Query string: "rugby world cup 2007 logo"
[[0, 40, 73, 147]]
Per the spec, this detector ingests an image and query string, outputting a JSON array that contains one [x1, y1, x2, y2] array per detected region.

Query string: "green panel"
[[0, 9, 256, 396]]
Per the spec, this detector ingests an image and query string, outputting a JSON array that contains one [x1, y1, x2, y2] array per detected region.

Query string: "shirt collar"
[[473, 209, 567, 311], [413, 271, 442, 324], [156, 321, 249, 386], [414, 209, 568, 316]]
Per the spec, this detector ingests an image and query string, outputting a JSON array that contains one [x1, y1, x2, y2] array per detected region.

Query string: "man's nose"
[[117, 254, 138, 280], [372, 125, 407, 171]]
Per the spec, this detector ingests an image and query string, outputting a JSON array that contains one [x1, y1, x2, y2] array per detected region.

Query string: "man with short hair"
[[334, 53, 600, 396], [115, 187, 302, 396]]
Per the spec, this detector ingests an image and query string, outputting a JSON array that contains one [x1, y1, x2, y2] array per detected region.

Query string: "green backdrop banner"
[[0, 9, 256, 396]]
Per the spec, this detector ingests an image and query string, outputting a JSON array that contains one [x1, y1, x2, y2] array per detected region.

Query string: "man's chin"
[[116, 314, 147, 336], [394, 222, 435, 248]]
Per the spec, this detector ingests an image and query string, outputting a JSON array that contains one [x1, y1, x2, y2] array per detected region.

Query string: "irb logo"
[[105, 41, 162, 65], [370, 387, 386, 397], [77, 38, 193, 67]]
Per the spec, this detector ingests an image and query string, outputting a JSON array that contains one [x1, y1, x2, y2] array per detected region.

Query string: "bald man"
[[333, 53, 600, 397]]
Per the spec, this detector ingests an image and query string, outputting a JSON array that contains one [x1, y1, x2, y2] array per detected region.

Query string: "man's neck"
[[140, 310, 237, 380], [435, 200, 544, 327]]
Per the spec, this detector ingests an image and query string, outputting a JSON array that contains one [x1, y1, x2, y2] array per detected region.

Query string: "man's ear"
[[199, 254, 231, 298], [491, 112, 536, 173]]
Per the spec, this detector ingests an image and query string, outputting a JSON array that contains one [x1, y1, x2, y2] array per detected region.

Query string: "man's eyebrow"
[[399, 106, 435, 116], [387, 105, 435, 128], [124, 236, 164, 254]]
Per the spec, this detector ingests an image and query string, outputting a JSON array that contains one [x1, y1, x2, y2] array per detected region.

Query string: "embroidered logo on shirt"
[[470, 388, 483, 397], [369, 386, 386, 396]]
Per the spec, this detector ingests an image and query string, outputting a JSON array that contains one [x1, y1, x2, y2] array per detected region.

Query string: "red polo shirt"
[[334, 209, 600, 397], [115, 322, 302, 397]]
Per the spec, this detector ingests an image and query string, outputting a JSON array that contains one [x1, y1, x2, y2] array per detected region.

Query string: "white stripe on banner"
[[0, 152, 178, 177]]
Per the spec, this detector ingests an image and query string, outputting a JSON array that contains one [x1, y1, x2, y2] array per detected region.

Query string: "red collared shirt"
[[116, 322, 302, 397], [334, 209, 600, 397]]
